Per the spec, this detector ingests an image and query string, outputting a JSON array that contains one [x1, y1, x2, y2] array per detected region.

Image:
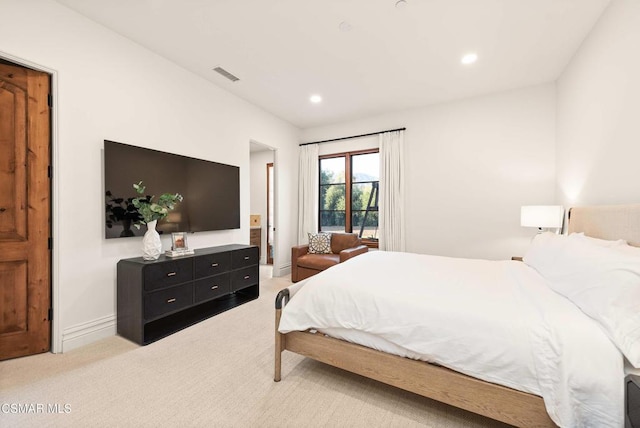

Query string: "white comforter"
[[278, 251, 625, 427]]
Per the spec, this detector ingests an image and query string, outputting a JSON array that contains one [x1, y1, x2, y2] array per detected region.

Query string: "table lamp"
[[521, 205, 564, 233]]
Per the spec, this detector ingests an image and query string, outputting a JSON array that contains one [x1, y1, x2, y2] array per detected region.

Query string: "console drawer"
[[143, 258, 193, 291], [194, 273, 231, 303], [145, 283, 193, 320], [231, 265, 259, 292], [194, 252, 231, 279], [232, 247, 259, 269]]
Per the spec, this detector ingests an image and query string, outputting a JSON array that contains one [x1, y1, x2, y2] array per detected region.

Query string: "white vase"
[[142, 220, 162, 260]]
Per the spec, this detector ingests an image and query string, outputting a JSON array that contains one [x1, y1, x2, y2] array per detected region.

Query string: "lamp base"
[[536, 227, 562, 234]]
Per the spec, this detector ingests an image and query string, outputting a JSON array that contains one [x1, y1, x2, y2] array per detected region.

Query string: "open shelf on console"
[[143, 285, 259, 344]]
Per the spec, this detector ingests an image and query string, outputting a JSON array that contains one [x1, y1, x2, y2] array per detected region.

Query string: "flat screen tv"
[[104, 140, 240, 239]]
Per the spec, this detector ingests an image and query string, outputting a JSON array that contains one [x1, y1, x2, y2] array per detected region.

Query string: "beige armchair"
[[291, 233, 368, 283]]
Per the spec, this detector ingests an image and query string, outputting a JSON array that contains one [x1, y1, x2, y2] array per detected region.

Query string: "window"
[[319, 150, 379, 247]]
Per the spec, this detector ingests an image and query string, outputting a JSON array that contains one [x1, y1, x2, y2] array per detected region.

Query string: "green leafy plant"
[[131, 181, 183, 229]]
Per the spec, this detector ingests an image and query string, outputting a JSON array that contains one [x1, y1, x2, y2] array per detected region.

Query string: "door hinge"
[[48, 237, 52, 250], [47, 94, 53, 108], [48, 308, 53, 321], [48, 165, 52, 178]]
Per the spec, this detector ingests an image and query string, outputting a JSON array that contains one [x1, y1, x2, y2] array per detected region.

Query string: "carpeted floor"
[[0, 267, 508, 427]]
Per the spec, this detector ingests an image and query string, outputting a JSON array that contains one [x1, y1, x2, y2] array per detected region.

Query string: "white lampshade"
[[521, 205, 564, 229]]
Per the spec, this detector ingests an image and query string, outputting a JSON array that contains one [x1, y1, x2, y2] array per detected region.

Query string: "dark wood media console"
[[117, 244, 259, 345]]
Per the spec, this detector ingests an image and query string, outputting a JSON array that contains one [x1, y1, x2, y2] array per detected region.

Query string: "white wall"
[[250, 149, 275, 264], [302, 83, 557, 260], [556, 0, 640, 206], [0, 0, 299, 351]]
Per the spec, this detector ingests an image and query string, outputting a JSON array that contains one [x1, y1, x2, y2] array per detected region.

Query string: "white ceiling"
[[55, 0, 611, 129]]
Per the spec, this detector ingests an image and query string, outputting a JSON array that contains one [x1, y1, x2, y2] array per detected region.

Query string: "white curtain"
[[297, 144, 319, 244], [379, 130, 405, 251]]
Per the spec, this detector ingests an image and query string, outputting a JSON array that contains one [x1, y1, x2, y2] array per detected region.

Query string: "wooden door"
[[0, 61, 51, 360]]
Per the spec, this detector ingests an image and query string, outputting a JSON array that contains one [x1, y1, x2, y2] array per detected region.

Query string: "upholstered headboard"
[[568, 204, 640, 247]]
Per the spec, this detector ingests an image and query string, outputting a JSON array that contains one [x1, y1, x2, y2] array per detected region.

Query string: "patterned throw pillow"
[[308, 232, 332, 254]]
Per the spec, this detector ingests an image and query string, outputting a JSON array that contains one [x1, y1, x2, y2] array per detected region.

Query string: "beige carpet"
[[0, 268, 508, 428]]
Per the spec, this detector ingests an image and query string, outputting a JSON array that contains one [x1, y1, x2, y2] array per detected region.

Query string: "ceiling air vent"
[[213, 66, 240, 82]]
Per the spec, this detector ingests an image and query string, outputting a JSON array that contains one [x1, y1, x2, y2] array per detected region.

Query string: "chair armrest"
[[291, 245, 310, 283], [292, 244, 310, 260], [339, 245, 368, 263]]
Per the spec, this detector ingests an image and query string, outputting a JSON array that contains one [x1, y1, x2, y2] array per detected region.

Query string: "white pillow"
[[524, 233, 640, 367], [523, 233, 627, 279], [569, 232, 627, 247], [522, 233, 576, 279]]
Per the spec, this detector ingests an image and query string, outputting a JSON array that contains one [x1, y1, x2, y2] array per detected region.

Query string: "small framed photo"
[[171, 232, 188, 251]]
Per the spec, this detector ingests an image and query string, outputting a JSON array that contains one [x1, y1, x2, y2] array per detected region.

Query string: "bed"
[[274, 204, 640, 427]]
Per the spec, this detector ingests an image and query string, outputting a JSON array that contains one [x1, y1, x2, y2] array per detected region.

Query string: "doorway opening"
[[249, 141, 276, 274]]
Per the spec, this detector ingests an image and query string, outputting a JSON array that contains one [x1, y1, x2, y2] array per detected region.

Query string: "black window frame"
[[318, 149, 379, 248]]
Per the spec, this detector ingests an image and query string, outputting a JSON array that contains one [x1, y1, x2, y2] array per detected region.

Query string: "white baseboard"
[[62, 314, 116, 352], [274, 263, 291, 277]]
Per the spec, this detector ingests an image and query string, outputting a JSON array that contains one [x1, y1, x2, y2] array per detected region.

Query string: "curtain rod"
[[299, 127, 406, 146]]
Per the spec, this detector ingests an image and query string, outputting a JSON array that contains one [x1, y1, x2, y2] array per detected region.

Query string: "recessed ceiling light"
[[339, 21, 353, 32], [395, 0, 408, 9], [461, 52, 478, 65], [310, 95, 322, 104]]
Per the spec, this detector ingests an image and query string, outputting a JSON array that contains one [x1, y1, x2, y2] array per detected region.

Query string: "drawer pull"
[[211, 263, 219, 267], [167, 298, 176, 303], [211, 285, 219, 290], [244, 275, 250, 280], [167, 272, 177, 277], [244, 256, 250, 260]]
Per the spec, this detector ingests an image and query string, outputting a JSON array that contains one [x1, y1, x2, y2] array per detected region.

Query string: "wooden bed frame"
[[274, 204, 640, 428]]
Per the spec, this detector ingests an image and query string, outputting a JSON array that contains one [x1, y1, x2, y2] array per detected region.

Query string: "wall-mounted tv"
[[104, 140, 240, 239]]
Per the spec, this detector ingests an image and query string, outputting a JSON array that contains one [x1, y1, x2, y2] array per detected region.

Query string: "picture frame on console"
[[171, 232, 188, 251], [166, 232, 193, 257]]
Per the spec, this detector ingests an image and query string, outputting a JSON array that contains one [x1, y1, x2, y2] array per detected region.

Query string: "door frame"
[[249, 140, 278, 274], [266, 162, 274, 265], [1, 50, 61, 353], [270, 149, 281, 276]]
